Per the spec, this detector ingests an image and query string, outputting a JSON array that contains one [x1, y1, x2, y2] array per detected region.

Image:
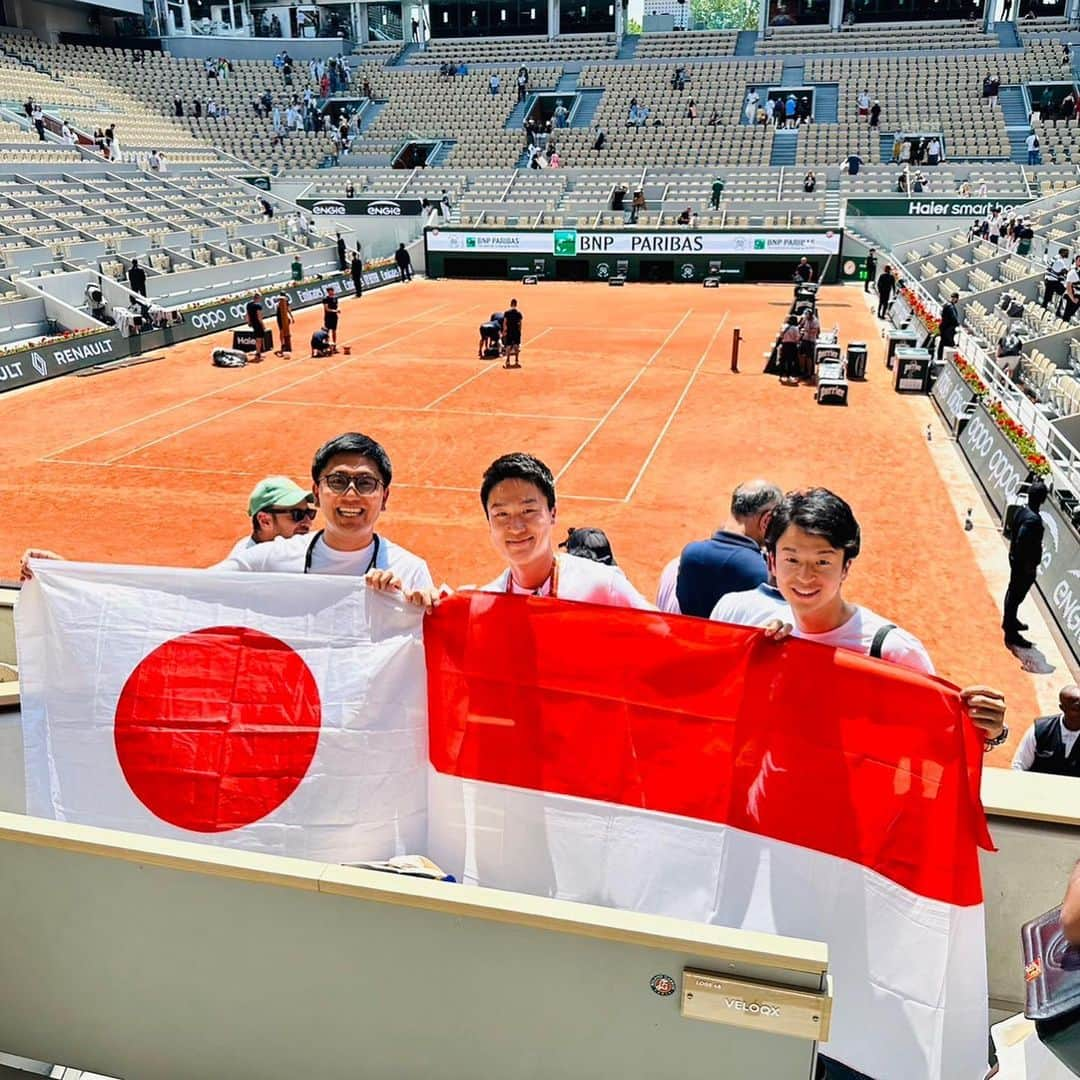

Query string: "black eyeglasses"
[[321, 472, 384, 496], [268, 507, 317, 522]]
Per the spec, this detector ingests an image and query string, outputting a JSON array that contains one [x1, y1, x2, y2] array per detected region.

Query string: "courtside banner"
[[425, 228, 842, 256], [424, 593, 991, 1080], [17, 562, 428, 861]]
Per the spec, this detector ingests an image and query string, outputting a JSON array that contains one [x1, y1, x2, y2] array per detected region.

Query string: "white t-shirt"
[[1026, 133, 1040, 152], [1012, 715, 1080, 770], [709, 582, 790, 626], [214, 531, 433, 590], [655, 556, 681, 614], [791, 605, 934, 675], [482, 553, 653, 609], [224, 535, 256, 560]]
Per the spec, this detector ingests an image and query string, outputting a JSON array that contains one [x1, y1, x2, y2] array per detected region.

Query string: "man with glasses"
[[216, 433, 434, 596], [223, 475, 316, 559]]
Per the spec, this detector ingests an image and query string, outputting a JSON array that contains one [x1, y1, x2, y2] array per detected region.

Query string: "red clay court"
[[0, 279, 1042, 763]]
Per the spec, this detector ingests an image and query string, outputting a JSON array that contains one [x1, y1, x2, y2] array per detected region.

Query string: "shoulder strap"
[[869, 623, 896, 659]]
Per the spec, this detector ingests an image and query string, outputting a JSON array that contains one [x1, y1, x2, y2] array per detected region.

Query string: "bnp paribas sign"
[[846, 198, 1028, 217]]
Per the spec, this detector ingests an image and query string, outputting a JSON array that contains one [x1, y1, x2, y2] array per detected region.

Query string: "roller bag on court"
[[212, 347, 247, 368]]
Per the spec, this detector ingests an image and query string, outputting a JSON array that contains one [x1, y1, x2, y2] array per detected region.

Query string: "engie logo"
[[553, 229, 578, 257], [312, 201, 347, 216], [365, 200, 401, 216]]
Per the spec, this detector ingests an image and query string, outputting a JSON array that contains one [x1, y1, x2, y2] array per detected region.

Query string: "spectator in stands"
[[225, 476, 315, 557], [844, 152, 864, 175], [32, 104, 44, 141], [765, 97, 777, 126], [395, 243, 413, 282], [1026, 130, 1041, 165], [754, 489, 1009, 754], [592, 126, 606, 151], [677, 207, 692, 225], [1015, 218, 1034, 255], [259, 196, 274, 220], [778, 316, 801, 385], [989, 74, 1001, 106], [207, 99, 219, 119], [549, 149, 562, 168], [927, 137, 942, 165], [1013, 685, 1080, 775], [672, 65, 688, 91], [784, 92, 798, 128], [911, 170, 928, 193], [274, 295, 294, 356], [440, 189, 452, 218], [656, 557, 681, 613], [794, 256, 815, 283], [630, 189, 646, 224], [476, 453, 651, 607], [938, 292, 961, 360], [745, 89, 759, 124], [797, 95, 811, 124], [710, 177, 725, 209], [336, 233, 347, 272], [1003, 479, 1048, 649], [708, 106, 721, 126], [127, 258, 147, 299], [1063, 91, 1077, 124], [674, 481, 782, 619], [149, 149, 162, 174], [246, 291, 267, 362], [1065, 42, 1072, 66], [864, 249, 877, 293], [996, 323, 1025, 381], [876, 265, 896, 318], [192, 99, 202, 119], [554, 101, 569, 128], [1040, 86, 1055, 120], [1063, 254, 1080, 320], [686, 100, 698, 120], [1043, 247, 1070, 308], [803, 170, 817, 193], [869, 100, 881, 129], [411, 16, 419, 40], [517, 68, 529, 102], [857, 90, 870, 121], [489, 73, 500, 95], [173, 96, 183, 118], [1001, 0, 1012, 17]]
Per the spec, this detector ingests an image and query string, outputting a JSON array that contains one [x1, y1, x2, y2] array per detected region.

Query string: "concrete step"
[[734, 30, 758, 56], [617, 34, 639, 60], [812, 83, 838, 123], [570, 88, 603, 128], [770, 129, 797, 166]]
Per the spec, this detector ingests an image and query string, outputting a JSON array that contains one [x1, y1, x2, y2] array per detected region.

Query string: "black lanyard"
[[303, 531, 380, 574]]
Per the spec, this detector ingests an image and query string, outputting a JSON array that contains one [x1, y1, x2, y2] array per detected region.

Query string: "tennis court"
[[0, 278, 1049, 761]]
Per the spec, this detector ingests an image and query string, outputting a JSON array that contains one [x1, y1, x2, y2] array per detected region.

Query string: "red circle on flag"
[[114, 626, 322, 833]]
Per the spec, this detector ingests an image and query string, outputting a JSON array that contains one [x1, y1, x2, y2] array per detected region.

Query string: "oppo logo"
[[190, 309, 227, 329], [312, 201, 347, 215], [964, 415, 995, 457], [724, 998, 781, 1017], [365, 200, 401, 216], [987, 447, 1023, 499]]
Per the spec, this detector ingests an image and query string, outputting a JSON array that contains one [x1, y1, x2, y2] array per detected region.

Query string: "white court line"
[[260, 398, 599, 422], [422, 327, 552, 411], [39, 457, 625, 501], [623, 313, 728, 503], [99, 304, 483, 466], [40, 299, 452, 461], [554, 309, 693, 483]]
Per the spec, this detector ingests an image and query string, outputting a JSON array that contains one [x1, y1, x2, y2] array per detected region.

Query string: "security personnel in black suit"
[[1004, 479, 1048, 649], [938, 292, 961, 360]]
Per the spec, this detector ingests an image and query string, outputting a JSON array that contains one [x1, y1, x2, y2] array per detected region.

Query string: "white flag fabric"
[[17, 562, 427, 861]]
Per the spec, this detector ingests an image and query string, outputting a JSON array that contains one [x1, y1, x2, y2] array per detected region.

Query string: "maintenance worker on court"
[[502, 298, 523, 369], [224, 475, 316, 559], [246, 291, 267, 362], [322, 286, 340, 351]]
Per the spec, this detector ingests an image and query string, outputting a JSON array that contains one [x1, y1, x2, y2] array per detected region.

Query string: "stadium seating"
[[406, 34, 617, 64]]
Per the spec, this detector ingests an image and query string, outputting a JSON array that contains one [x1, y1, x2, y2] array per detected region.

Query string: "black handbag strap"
[[870, 623, 896, 659]]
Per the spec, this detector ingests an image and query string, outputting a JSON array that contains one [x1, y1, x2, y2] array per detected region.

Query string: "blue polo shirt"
[[676, 531, 768, 619]]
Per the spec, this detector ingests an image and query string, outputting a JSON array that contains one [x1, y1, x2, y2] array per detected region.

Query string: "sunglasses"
[[321, 472, 384, 496], [268, 506, 318, 523]]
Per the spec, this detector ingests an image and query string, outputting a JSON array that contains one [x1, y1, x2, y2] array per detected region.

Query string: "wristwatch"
[[983, 725, 1009, 751]]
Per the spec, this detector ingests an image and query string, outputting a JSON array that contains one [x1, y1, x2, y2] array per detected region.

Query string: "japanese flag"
[[17, 561, 427, 861]]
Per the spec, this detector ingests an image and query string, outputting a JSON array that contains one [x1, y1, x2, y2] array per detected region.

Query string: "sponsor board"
[[427, 229, 842, 256], [0, 269, 400, 395], [845, 198, 1028, 218], [959, 402, 1031, 518], [929, 359, 978, 435], [298, 197, 424, 217]]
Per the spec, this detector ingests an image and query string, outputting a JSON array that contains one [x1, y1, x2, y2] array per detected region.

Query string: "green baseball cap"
[[248, 476, 314, 516]]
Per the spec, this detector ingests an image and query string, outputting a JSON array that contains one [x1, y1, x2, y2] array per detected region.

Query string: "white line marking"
[[623, 313, 728, 503], [100, 304, 480, 465], [554, 309, 693, 482], [422, 327, 552, 410], [41, 300, 452, 459], [257, 398, 599, 422]]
